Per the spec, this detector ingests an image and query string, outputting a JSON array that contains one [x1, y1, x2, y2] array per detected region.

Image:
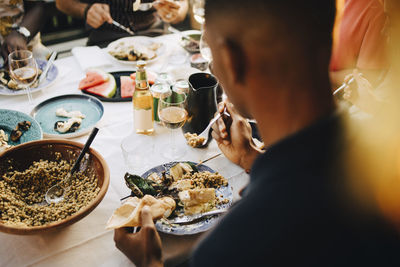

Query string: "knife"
[[39, 51, 57, 84], [112, 20, 135, 35], [167, 208, 228, 224], [333, 77, 355, 96]]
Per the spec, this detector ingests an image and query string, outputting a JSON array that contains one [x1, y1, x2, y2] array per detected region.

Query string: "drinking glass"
[[200, 32, 212, 63], [158, 90, 188, 160], [192, 0, 205, 26], [8, 50, 38, 108], [161, 0, 188, 64]]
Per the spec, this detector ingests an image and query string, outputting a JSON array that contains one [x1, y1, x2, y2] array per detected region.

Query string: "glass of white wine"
[[158, 91, 188, 160], [8, 50, 38, 108]]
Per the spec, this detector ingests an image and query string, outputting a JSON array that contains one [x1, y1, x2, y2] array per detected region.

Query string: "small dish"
[[31, 94, 104, 138], [0, 109, 42, 149], [190, 53, 209, 71]]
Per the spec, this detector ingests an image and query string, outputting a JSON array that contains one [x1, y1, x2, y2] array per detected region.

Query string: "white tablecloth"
[[0, 34, 249, 267]]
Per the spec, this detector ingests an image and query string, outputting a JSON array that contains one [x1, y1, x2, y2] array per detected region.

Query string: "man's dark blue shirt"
[[192, 114, 400, 266]]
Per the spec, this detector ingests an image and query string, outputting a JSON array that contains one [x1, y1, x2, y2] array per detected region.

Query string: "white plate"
[[106, 36, 166, 65], [180, 30, 201, 53], [0, 59, 58, 96]]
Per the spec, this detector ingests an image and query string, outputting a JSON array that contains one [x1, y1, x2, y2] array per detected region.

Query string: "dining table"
[[0, 33, 250, 267]]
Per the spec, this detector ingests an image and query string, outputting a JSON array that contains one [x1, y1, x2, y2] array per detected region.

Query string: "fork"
[[198, 108, 230, 146], [168, 208, 228, 224]]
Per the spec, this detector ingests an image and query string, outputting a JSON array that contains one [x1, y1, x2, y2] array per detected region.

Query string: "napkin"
[[71, 46, 112, 71]]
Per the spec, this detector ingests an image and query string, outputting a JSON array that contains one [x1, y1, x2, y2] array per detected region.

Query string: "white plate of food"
[[180, 30, 201, 53], [106, 36, 165, 65], [0, 59, 58, 96]]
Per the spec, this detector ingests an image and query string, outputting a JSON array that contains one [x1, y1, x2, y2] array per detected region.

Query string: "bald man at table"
[[113, 0, 400, 266]]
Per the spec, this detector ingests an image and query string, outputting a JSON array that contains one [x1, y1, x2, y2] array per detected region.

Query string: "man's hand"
[[1, 31, 28, 62], [114, 206, 163, 267], [212, 102, 262, 170], [154, 0, 181, 23], [343, 69, 382, 114], [86, 3, 113, 29]]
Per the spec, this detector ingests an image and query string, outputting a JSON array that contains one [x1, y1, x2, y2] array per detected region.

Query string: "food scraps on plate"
[[108, 41, 161, 62], [54, 108, 86, 134], [0, 121, 32, 152], [0, 69, 42, 90], [106, 162, 229, 229]]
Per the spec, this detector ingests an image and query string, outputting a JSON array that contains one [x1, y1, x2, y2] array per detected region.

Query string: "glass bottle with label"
[[133, 61, 154, 134]]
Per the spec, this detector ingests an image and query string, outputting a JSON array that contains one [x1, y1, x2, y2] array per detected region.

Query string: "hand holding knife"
[[112, 20, 135, 35]]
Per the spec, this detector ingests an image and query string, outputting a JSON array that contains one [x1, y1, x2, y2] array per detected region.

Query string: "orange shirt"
[[330, 0, 387, 71]]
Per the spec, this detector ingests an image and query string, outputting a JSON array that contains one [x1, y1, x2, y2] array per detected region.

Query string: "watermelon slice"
[[83, 74, 116, 98], [120, 76, 135, 98], [130, 71, 156, 85], [79, 69, 109, 90]]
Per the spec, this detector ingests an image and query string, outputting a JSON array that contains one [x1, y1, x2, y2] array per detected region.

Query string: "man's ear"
[[220, 39, 247, 85]]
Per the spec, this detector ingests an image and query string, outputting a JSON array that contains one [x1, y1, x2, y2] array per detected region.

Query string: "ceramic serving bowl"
[[0, 139, 110, 235]]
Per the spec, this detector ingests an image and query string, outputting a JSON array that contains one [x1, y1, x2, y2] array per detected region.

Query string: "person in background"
[[342, 0, 400, 114], [113, 0, 400, 266], [330, 0, 387, 88], [56, 0, 188, 46], [0, 0, 50, 64]]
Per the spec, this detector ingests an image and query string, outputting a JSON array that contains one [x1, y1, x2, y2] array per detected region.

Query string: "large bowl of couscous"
[[0, 139, 109, 235]]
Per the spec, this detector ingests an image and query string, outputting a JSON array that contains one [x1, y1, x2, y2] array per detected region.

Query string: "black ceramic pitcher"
[[182, 73, 218, 147]]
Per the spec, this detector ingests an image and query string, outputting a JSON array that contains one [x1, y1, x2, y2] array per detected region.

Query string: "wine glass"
[[158, 90, 188, 160], [192, 0, 205, 26], [8, 50, 38, 109], [200, 32, 212, 63], [161, 0, 188, 64]]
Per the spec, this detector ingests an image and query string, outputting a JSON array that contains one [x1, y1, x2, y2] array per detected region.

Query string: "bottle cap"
[[150, 83, 171, 98], [173, 79, 189, 94], [137, 60, 147, 68]]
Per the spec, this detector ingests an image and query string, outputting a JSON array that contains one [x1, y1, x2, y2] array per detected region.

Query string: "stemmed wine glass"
[[200, 32, 212, 63], [158, 90, 188, 160], [191, 0, 212, 67], [8, 50, 38, 109], [192, 0, 205, 26]]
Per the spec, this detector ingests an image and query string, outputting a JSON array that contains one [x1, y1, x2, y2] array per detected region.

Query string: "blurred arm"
[[56, 0, 88, 19], [22, 0, 47, 41]]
